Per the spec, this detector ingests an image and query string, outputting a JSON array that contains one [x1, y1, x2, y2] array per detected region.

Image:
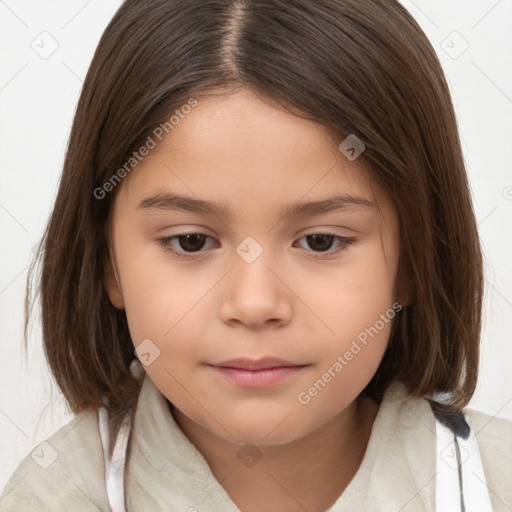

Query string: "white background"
[[1, 0, 511, 494]]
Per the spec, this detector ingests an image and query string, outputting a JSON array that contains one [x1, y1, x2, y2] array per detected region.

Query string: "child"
[[1, 0, 511, 511]]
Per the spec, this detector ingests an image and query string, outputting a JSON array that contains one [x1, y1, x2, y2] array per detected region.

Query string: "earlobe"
[[104, 259, 125, 309]]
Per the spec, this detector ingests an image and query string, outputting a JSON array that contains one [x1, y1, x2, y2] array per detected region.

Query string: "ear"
[[104, 258, 125, 309]]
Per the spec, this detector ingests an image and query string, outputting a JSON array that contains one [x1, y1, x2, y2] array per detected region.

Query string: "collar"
[[125, 374, 436, 511]]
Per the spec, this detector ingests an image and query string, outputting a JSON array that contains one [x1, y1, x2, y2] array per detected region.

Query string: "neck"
[[171, 394, 379, 512]]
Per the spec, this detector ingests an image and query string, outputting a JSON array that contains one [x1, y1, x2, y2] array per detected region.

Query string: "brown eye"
[[157, 232, 215, 258], [176, 233, 208, 252], [304, 234, 336, 252], [294, 233, 355, 258]]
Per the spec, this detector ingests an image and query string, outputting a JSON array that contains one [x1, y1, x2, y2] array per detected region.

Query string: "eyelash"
[[157, 232, 355, 260]]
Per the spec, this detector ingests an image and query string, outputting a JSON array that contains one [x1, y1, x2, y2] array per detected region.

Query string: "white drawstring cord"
[[98, 359, 143, 512]]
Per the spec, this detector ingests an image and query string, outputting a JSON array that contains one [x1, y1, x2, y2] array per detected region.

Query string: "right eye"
[[157, 233, 217, 258]]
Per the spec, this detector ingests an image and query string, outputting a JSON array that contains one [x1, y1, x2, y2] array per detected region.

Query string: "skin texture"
[[105, 88, 401, 511]]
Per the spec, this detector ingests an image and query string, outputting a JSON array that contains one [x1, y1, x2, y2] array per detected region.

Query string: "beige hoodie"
[[1, 374, 511, 511]]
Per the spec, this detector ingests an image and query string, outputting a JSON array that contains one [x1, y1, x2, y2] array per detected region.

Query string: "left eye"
[[157, 232, 354, 259], [294, 233, 354, 255]]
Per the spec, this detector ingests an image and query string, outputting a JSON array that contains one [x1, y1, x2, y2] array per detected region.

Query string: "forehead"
[[158, 89, 345, 176], [115, 89, 392, 219]]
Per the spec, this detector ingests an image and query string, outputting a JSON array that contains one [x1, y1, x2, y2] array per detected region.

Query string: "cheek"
[[295, 241, 398, 353], [293, 317, 392, 425], [112, 235, 190, 347]]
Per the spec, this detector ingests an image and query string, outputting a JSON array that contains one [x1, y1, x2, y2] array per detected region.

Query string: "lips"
[[209, 357, 304, 371], [207, 357, 308, 387]]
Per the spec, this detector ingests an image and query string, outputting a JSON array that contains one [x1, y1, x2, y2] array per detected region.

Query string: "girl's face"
[[106, 88, 400, 445]]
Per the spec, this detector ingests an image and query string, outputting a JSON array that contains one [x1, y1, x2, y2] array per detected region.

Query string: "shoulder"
[[464, 406, 512, 464], [377, 383, 512, 510], [463, 407, 512, 508], [0, 408, 110, 512], [465, 406, 512, 447]]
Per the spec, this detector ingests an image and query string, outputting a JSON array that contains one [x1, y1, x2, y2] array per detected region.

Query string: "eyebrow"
[[136, 192, 375, 219]]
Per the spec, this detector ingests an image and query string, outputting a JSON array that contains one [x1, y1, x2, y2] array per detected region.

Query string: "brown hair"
[[26, 0, 483, 439]]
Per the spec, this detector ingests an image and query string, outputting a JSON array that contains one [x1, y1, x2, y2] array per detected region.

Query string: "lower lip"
[[209, 365, 306, 387]]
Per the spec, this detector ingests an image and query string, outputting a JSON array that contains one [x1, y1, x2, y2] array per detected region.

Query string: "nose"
[[218, 243, 293, 329]]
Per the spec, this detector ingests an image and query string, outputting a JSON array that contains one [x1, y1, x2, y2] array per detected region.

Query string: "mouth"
[[207, 357, 309, 388]]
